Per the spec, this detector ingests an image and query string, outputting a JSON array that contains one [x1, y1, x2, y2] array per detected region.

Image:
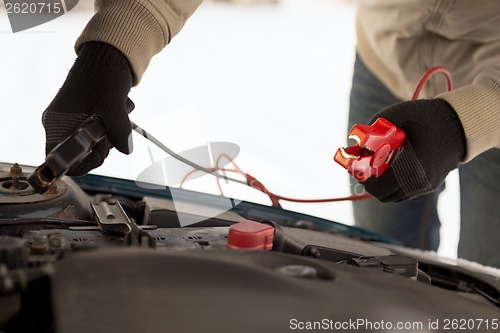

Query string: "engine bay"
[[1, 162, 499, 333]]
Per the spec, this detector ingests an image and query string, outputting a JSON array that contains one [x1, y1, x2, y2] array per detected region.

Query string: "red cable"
[[181, 154, 371, 207], [412, 66, 453, 100], [180, 66, 454, 207]]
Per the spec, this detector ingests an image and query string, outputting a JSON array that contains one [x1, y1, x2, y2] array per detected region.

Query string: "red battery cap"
[[227, 220, 274, 250]]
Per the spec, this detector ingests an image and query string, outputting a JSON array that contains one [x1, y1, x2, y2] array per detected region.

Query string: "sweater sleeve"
[[437, 66, 500, 162], [75, 0, 203, 85]]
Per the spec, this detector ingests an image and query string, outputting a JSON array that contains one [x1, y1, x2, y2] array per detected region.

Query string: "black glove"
[[361, 99, 466, 202], [42, 41, 134, 176]]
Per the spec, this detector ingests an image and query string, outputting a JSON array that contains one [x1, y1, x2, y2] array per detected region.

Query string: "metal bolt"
[[9, 163, 22, 176], [9, 163, 22, 190]]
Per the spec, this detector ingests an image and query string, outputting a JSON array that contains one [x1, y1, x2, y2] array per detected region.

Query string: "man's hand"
[[42, 42, 134, 176], [361, 99, 466, 202]]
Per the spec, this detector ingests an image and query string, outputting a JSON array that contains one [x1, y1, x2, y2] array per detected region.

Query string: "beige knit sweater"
[[75, 0, 202, 85]]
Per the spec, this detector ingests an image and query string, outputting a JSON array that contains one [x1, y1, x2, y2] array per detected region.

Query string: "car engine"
[[0, 162, 499, 333]]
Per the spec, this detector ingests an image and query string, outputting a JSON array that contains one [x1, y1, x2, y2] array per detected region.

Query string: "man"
[[350, 1, 500, 267], [43, 0, 499, 266]]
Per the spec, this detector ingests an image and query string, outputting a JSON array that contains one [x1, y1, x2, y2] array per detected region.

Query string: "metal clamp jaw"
[[334, 118, 406, 182], [27, 116, 107, 194]]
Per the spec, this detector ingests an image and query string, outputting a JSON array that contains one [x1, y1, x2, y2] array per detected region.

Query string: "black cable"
[[131, 122, 247, 187], [470, 285, 500, 305]]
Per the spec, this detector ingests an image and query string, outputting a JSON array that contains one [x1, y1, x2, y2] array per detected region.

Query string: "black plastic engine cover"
[[52, 248, 499, 333]]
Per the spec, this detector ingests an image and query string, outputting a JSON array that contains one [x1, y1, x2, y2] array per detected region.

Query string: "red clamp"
[[334, 118, 405, 182]]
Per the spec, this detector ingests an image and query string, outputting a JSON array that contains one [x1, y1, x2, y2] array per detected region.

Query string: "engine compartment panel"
[[1, 162, 499, 333]]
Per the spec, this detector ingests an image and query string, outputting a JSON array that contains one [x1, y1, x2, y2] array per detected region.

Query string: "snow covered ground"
[[0, 0, 460, 258]]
